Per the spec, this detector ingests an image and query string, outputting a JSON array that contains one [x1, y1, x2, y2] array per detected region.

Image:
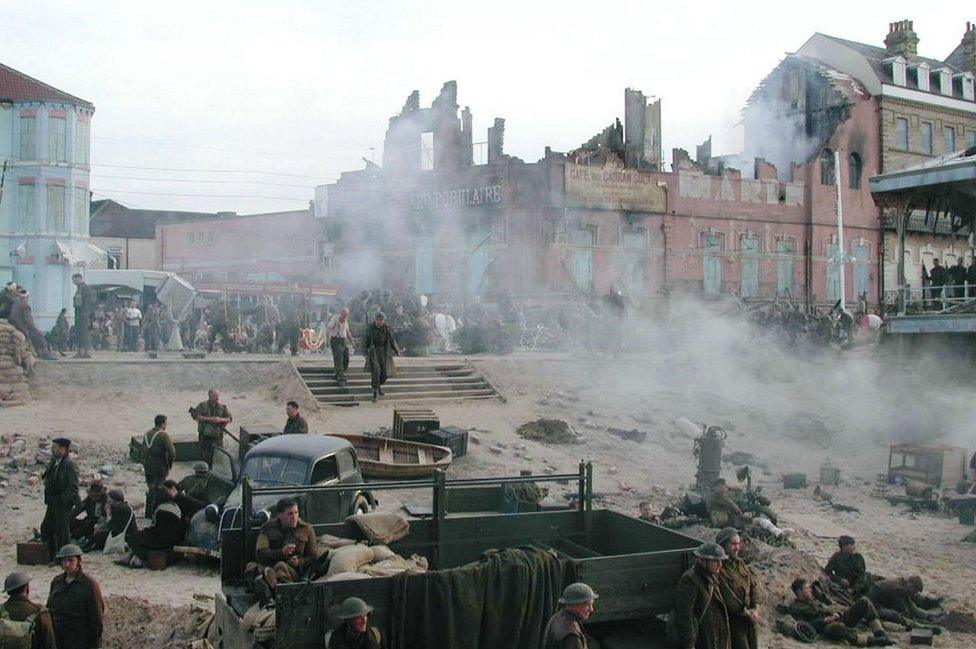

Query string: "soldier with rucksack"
[[1, 572, 56, 649]]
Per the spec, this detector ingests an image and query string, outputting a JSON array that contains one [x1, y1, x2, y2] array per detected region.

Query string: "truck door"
[[206, 446, 237, 504], [305, 454, 342, 523]]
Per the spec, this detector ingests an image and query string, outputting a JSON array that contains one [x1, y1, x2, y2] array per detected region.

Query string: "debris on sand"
[[516, 419, 579, 444], [724, 451, 767, 468], [787, 411, 838, 448], [939, 610, 976, 633], [608, 428, 648, 443]]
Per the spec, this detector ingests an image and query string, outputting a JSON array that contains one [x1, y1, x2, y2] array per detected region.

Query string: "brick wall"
[[880, 96, 976, 173]]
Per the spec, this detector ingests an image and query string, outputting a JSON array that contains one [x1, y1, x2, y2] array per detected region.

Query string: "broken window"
[[820, 149, 835, 186], [420, 132, 434, 171], [895, 117, 909, 150], [848, 153, 862, 190]]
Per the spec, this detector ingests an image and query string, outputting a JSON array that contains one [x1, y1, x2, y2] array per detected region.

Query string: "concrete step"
[[298, 365, 469, 375], [315, 387, 497, 404], [302, 375, 479, 388], [308, 381, 489, 396]]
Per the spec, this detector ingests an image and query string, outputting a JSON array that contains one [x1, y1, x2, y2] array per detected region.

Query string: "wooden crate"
[[16, 542, 49, 565]]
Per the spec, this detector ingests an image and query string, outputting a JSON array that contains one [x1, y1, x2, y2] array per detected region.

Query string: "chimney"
[[960, 21, 976, 75], [885, 20, 919, 58]]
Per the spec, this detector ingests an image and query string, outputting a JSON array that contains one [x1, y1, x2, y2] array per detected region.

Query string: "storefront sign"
[[566, 162, 667, 212], [388, 183, 503, 211]]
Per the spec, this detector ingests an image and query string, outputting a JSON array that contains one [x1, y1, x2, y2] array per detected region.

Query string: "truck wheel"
[[353, 494, 372, 515]]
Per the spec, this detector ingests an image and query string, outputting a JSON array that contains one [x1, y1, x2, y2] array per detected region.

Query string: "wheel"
[[353, 494, 372, 515]]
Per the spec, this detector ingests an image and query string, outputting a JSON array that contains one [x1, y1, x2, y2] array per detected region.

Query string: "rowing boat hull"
[[331, 433, 452, 479]]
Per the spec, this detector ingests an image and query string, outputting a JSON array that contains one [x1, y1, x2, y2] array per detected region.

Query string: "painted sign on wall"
[[565, 162, 667, 212]]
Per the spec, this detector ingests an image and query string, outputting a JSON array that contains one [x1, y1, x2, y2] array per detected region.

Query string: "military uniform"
[[705, 488, 743, 528], [283, 414, 308, 435], [669, 563, 732, 649], [51, 312, 70, 354], [41, 455, 81, 560], [2, 594, 57, 649], [142, 426, 176, 488], [824, 551, 867, 592], [719, 556, 762, 649], [250, 518, 318, 583], [189, 398, 231, 465], [328, 624, 385, 649], [177, 473, 211, 504], [144, 305, 161, 352], [46, 570, 104, 649], [542, 608, 588, 649], [363, 322, 399, 391], [72, 281, 95, 356], [787, 596, 882, 643], [868, 578, 940, 623]]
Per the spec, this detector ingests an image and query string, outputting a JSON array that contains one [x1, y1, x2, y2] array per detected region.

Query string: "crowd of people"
[[918, 257, 976, 310]]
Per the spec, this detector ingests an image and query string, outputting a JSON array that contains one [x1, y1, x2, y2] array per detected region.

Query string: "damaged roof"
[[745, 54, 868, 109], [0, 62, 93, 109]]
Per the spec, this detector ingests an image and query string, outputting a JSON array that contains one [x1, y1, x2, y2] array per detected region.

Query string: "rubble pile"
[[101, 594, 205, 649], [0, 319, 34, 407], [516, 418, 580, 444]]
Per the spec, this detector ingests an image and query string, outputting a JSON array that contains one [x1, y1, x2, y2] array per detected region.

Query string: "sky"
[[3, 1, 971, 214]]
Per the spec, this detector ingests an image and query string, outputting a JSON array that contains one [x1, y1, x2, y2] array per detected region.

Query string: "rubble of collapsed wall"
[[0, 319, 34, 407]]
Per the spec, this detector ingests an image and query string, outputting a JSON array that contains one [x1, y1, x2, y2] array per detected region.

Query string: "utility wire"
[[94, 135, 363, 160], [91, 187, 309, 202], [93, 173, 311, 189], [90, 162, 328, 180]]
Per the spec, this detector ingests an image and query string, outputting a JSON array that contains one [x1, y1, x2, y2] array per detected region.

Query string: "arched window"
[[849, 152, 862, 190], [820, 148, 835, 185]]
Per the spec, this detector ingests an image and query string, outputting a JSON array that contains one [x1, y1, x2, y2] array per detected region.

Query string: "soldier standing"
[[51, 308, 70, 356], [142, 414, 176, 515], [328, 597, 385, 649], [189, 388, 232, 466], [716, 528, 762, 649], [70, 273, 94, 358], [327, 308, 354, 385], [363, 312, 399, 402], [283, 400, 308, 435], [47, 544, 104, 649], [669, 542, 732, 649], [144, 302, 161, 353], [40, 438, 80, 563], [542, 582, 597, 649], [2, 571, 57, 649]]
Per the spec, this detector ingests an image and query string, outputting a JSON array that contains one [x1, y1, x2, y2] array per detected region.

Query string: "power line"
[[90, 162, 328, 180], [94, 135, 364, 160], [91, 187, 310, 202], [93, 173, 311, 189]]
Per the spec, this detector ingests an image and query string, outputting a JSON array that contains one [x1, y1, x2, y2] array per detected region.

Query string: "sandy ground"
[[2, 315, 976, 647]]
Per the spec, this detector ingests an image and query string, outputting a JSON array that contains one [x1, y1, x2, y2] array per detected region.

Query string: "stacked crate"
[[392, 407, 440, 442]]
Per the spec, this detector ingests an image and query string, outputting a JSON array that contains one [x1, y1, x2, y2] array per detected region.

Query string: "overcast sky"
[[3, 1, 970, 214]]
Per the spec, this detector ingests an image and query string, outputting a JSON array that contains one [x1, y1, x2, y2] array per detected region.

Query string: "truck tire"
[[353, 494, 372, 515]]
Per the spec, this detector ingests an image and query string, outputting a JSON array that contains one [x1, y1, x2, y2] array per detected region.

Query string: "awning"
[[55, 240, 108, 267]]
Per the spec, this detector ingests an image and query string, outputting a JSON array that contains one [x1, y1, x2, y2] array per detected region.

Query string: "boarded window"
[[48, 117, 67, 162], [820, 149, 835, 185], [853, 243, 870, 299], [74, 188, 88, 235], [739, 234, 760, 298], [47, 185, 66, 231], [75, 118, 89, 165], [19, 117, 36, 160], [775, 239, 796, 297], [895, 117, 909, 150], [826, 242, 841, 303], [420, 132, 434, 171], [921, 122, 933, 154], [622, 229, 648, 294], [968, 130, 976, 148], [943, 126, 956, 153], [17, 185, 36, 231], [848, 153, 862, 190], [701, 231, 723, 297], [570, 227, 595, 293]]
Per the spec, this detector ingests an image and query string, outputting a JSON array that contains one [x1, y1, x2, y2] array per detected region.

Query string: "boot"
[[130, 555, 144, 568], [114, 551, 133, 567], [372, 389, 378, 402]]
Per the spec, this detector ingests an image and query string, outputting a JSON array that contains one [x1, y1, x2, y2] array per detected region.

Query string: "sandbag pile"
[[0, 319, 34, 407], [316, 537, 429, 583]]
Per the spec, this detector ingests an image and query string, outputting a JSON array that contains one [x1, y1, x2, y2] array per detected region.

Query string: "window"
[[944, 126, 956, 153], [19, 117, 36, 160], [820, 148, 835, 185], [420, 132, 434, 171], [967, 130, 976, 149], [188, 233, 195, 246], [47, 185, 66, 231], [17, 185, 36, 231], [895, 117, 909, 150], [48, 117, 67, 162], [207, 231, 215, 246], [310, 456, 339, 484], [107, 247, 122, 270], [74, 188, 88, 234], [848, 153, 862, 190], [74, 118, 89, 165], [336, 450, 355, 477], [921, 122, 933, 154]]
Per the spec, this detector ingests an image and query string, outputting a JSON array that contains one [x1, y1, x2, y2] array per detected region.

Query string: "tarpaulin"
[[389, 547, 575, 649]]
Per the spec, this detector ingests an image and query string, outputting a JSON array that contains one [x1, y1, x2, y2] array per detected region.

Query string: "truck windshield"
[[243, 456, 309, 486]]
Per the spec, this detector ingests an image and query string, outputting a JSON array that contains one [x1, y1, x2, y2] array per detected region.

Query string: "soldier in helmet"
[[716, 528, 762, 649], [328, 596, 384, 648], [669, 542, 731, 649], [46, 544, 104, 649], [542, 582, 597, 649], [177, 461, 213, 504], [2, 571, 56, 649], [787, 578, 893, 646]]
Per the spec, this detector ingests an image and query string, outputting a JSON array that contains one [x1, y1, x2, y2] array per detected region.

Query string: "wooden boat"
[[331, 434, 452, 479]]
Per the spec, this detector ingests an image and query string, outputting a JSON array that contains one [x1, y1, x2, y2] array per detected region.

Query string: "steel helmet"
[[337, 597, 373, 619], [558, 582, 599, 605], [55, 544, 83, 560], [715, 527, 740, 547], [3, 572, 30, 593], [193, 461, 209, 474], [693, 542, 728, 561]]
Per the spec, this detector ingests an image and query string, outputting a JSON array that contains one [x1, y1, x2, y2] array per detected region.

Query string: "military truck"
[[213, 463, 700, 648]]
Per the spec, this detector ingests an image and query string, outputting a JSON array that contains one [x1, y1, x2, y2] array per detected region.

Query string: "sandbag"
[[360, 555, 429, 578], [241, 602, 275, 632], [325, 544, 375, 577], [318, 534, 357, 549], [324, 571, 372, 582], [371, 544, 397, 562], [345, 511, 410, 545]]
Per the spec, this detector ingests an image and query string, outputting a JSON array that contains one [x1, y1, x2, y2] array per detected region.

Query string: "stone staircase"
[[296, 360, 500, 406]]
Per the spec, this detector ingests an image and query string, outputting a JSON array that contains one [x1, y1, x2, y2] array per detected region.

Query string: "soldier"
[[283, 400, 308, 435], [363, 312, 399, 402], [41, 438, 80, 563], [189, 388, 232, 466], [247, 498, 319, 604], [542, 582, 597, 649], [70, 273, 94, 358], [51, 308, 71, 356], [824, 535, 868, 594], [9, 289, 56, 360], [705, 482, 744, 528], [68, 480, 107, 547], [669, 542, 731, 649], [117, 498, 185, 569], [159, 479, 207, 522], [142, 414, 176, 515], [327, 308, 354, 385], [2, 571, 57, 649], [715, 528, 762, 649], [86, 490, 136, 553], [47, 544, 104, 649], [787, 578, 892, 646], [328, 597, 385, 649], [868, 576, 943, 626], [177, 462, 213, 503], [143, 302, 161, 353], [0, 281, 16, 319]]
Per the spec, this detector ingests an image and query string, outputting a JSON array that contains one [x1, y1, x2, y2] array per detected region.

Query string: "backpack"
[[0, 608, 38, 649]]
